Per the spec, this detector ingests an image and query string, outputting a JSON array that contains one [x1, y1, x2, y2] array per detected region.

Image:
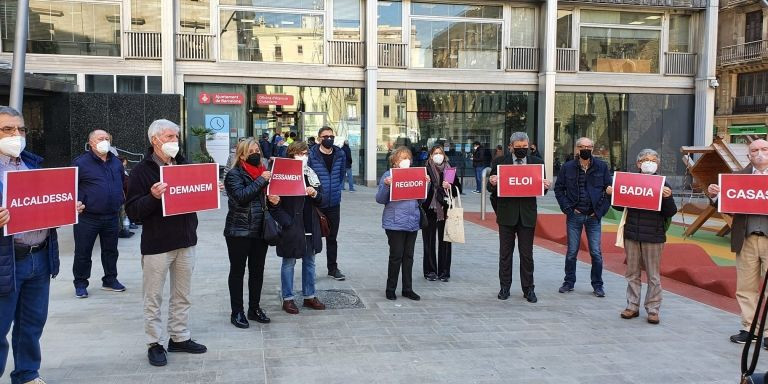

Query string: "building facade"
[[0, 0, 717, 187]]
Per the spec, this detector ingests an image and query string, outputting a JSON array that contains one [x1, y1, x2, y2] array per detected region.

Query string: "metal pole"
[[480, 167, 491, 220], [9, 0, 29, 111]]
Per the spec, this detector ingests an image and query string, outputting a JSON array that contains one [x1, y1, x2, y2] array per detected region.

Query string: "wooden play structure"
[[680, 136, 757, 237]]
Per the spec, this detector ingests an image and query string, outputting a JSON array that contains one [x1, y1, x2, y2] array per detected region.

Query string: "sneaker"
[[472, 190, 481, 194], [129, 223, 139, 229], [23, 378, 47, 384], [425, 272, 437, 281], [593, 287, 605, 298], [558, 283, 573, 293], [147, 343, 167, 367], [102, 280, 126, 292], [75, 287, 88, 298], [731, 330, 759, 344], [764, 338, 768, 350], [167, 339, 207, 354], [118, 229, 135, 238], [328, 269, 346, 281]]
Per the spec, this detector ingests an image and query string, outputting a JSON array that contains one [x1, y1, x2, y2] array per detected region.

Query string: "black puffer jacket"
[[270, 176, 324, 259], [614, 180, 678, 244], [223, 165, 269, 238]]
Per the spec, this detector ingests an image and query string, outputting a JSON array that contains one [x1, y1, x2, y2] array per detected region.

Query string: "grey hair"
[[636, 148, 659, 162], [0, 106, 22, 119], [575, 137, 593, 147], [147, 119, 180, 142], [88, 129, 108, 142], [509, 131, 529, 144]]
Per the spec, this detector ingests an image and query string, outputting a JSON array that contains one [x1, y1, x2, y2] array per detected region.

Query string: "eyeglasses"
[[0, 126, 26, 135], [320, 135, 335, 140]]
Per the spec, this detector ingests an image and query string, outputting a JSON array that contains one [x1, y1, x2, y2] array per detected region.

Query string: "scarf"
[[304, 164, 321, 188], [428, 158, 449, 221], [240, 160, 265, 180]]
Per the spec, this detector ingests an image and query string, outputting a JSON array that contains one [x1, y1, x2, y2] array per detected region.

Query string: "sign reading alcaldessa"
[[390, 167, 428, 201], [161, 163, 220, 216], [3, 167, 79, 236], [611, 172, 666, 211], [718, 173, 768, 215]]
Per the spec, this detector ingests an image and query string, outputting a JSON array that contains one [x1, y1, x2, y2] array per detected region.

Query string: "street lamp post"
[[9, 0, 30, 112]]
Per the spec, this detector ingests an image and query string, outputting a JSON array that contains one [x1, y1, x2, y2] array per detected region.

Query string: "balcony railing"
[[719, 40, 768, 67], [556, 48, 578, 72], [124, 31, 161, 59], [176, 33, 215, 61], [506, 47, 539, 71], [664, 52, 696, 76], [733, 94, 768, 114], [327, 40, 364, 66], [378, 42, 407, 68]]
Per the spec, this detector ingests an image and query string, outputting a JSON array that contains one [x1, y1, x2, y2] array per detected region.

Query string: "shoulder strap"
[[453, 185, 462, 209], [742, 267, 768, 377]]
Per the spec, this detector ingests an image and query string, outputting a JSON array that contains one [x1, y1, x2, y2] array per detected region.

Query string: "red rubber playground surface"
[[465, 212, 739, 314]]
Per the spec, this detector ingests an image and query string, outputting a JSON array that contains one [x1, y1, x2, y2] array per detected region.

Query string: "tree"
[[189, 126, 215, 163]]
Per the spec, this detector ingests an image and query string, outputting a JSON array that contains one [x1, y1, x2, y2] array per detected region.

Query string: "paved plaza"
[[2, 187, 747, 383]]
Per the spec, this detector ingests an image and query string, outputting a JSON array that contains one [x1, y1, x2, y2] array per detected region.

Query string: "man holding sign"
[[126, 120, 208, 368], [0, 106, 84, 384], [707, 139, 768, 346], [488, 132, 550, 303]]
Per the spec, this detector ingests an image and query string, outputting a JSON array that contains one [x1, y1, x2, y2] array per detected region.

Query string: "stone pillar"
[[693, 0, 718, 146], [537, 0, 557, 179], [161, 0, 176, 93], [364, 0, 379, 186]]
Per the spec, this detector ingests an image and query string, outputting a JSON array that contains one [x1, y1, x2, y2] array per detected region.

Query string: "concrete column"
[[537, 0, 557, 179], [364, 0, 378, 186], [693, 0, 718, 146], [161, 0, 176, 93]]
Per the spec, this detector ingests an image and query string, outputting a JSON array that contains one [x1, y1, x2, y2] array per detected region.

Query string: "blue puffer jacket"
[[0, 151, 60, 296], [309, 144, 346, 208], [376, 171, 421, 232]]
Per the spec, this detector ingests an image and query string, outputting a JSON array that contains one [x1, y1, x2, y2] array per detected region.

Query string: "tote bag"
[[444, 187, 465, 244]]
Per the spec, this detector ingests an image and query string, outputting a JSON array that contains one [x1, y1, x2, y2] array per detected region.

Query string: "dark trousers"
[[422, 210, 452, 278], [499, 223, 535, 294], [0, 248, 50, 383], [225, 236, 268, 314], [320, 205, 341, 273], [385, 229, 417, 293], [72, 213, 119, 288]]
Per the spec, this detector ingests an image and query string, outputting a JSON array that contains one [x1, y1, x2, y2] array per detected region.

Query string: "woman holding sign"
[[613, 149, 677, 325], [422, 145, 461, 282], [224, 138, 274, 328], [376, 146, 428, 301]]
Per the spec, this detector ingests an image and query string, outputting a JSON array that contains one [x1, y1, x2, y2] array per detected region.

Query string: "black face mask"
[[579, 149, 592, 160], [245, 153, 261, 166], [321, 138, 334, 149], [513, 148, 528, 159]]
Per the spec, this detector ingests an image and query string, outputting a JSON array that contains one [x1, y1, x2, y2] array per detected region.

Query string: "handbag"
[[443, 186, 465, 243], [615, 208, 628, 249], [315, 207, 331, 237], [419, 205, 428, 229], [261, 195, 282, 246]]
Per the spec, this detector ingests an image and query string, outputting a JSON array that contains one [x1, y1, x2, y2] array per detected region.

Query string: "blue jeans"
[[73, 213, 120, 288], [281, 237, 316, 300], [345, 168, 355, 191], [564, 212, 604, 289], [0, 248, 51, 384], [474, 166, 485, 192]]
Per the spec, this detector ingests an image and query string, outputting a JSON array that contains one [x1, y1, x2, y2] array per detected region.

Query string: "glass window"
[[117, 75, 145, 93], [147, 76, 162, 93], [410, 20, 501, 69], [86, 75, 114, 93], [580, 10, 662, 27], [179, 0, 210, 33], [735, 71, 768, 113], [1, 0, 121, 56], [131, 0, 161, 31], [509, 8, 535, 47], [580, 27, 660, 73], [334, 0, 360, 40], [34, 73, 77, 83], [219, 0, 323, 10], [668, 14, 691, 53], [378, 0, 402, 43], [411, 2, 500, 19], [557, 10, 572, 48], [219, 10, 324, 63], [746, 10, 763, 43]]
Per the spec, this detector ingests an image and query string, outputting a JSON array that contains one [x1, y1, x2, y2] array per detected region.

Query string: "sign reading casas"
[[390, 167, 428, 201], [267, 158, 306, 196], [718, 174, 768, 215], [611, 172, 666, 211], [496, 164, 544, 197], [3, 167, 79, 236], [160, 163, 220, 216]]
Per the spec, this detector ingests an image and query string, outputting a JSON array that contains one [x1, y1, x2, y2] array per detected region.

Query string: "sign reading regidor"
[[390, 167, 428, 201], [160, 163, 220, 216], [719, 173, 768, 215], [3, 167, 79, 236]]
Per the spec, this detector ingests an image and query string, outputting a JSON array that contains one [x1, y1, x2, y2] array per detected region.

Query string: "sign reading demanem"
[[3, 167, 79, 236], [160, 163, 220, 216]]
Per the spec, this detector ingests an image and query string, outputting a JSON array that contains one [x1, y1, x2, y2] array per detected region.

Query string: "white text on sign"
[[272, 174, 303, 181], [726, 188, 768, 200], [619, 185, 654, 197], [394, 180, 424, 188], [508, 177, 533, 186], [169, 184, 214, 195], [10, 193, 74, 207]]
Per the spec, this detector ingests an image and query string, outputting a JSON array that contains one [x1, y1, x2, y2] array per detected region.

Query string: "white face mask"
[[0, 136, 25, 158], [95, 140, 111, 155], [398, 159, 411, 169], [640, 161, 658, 174], [295, 155, 308, 166], [432, 154, 444, 165], [161, 141, 179, 159]]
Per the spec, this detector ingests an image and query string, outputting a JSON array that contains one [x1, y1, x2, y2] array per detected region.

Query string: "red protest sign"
[[160, 163, 220, 216], [718, 174, 768, 215], [611, 172, 665, 211], [3, 167, 78, 236], [496, 164, 544, 197], [390, 167, 428, 201], [266, 158, 306, 196]]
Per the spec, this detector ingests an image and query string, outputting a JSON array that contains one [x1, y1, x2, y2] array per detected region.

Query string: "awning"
[[728, 124, 768, 135]]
